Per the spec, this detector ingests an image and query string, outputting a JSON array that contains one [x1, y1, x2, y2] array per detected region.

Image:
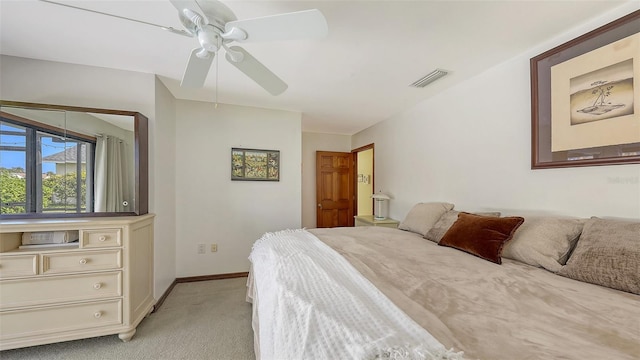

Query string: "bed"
[[247, 203, 640, 360]]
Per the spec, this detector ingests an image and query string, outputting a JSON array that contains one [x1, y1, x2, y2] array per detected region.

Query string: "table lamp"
[[371, 192, 390, 220]]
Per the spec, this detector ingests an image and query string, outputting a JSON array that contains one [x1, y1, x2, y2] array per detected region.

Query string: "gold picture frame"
[[530, 10, 640, 169]]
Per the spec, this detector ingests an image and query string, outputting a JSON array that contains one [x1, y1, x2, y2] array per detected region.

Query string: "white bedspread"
[[249, 229, 464, 360]]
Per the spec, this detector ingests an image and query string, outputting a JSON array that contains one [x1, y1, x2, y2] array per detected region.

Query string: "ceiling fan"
[[39, 0, 329, 96]]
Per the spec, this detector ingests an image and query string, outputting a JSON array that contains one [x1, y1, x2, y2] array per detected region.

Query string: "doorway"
[[315, 151, 354, 228], [314, 144, 374, 228], [353, 144, 374, 217]]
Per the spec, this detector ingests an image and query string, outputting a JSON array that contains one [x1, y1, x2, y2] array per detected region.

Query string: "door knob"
[[317, 203, 322, 208]]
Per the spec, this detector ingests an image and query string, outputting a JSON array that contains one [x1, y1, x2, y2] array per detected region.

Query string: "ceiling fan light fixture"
[[410, 69, 448, 88], [197, 28, 221, 52]]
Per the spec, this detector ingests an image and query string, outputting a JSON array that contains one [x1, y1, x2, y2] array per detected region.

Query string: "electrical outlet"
[[197, 244, 205, 254], [211, 244, 218, 252]]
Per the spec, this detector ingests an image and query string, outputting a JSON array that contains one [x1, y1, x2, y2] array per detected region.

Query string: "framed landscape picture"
[[231, 148, 280, 181], [530, 10, 640, 169]]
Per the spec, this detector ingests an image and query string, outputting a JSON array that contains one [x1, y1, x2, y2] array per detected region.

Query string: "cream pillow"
[[502, 217, 585, 273], [424, 210, 501, 243], [398, 202, 454, 236]]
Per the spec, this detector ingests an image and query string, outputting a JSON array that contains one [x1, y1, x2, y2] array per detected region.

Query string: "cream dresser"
[[0, 214, 155, 350]]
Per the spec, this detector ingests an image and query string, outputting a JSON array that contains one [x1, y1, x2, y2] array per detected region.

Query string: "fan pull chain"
[[214, 53, 219, 109]]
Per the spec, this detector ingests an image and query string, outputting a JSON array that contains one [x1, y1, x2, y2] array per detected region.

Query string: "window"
[[0, 116, 95, 215]]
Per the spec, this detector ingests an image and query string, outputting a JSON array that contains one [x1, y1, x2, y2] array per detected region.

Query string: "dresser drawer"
[[0, 255, 38, 279], [0, 299, 122, 339], [0, 271, 122, 310], [80, 229, 122, 248], [42, 250, 121, 275]]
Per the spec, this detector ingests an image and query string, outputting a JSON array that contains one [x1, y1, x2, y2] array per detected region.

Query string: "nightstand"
[[354, 215, 400, 228]]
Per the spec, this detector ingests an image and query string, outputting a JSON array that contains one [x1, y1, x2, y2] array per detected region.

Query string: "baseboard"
[[153, 279, 177, 313], [153, 272, 249, 313], [176, 272, 249, 283]]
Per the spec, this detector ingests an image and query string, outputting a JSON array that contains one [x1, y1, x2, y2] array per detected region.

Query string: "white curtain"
[[95, 136, 130, 212]]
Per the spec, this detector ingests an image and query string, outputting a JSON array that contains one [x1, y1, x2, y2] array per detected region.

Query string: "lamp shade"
[[371, 193, 390, 200]]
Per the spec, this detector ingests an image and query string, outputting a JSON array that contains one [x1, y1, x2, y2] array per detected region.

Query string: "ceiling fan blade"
[[181, 48, 214, 88], [162, 27, 194, 38], [224, 9, 328, 43], [225, 46, 288, 96], [38, 0, 193, 37]]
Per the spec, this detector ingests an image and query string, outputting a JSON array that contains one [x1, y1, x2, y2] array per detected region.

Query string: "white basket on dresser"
[[0, 214, 155, 350]]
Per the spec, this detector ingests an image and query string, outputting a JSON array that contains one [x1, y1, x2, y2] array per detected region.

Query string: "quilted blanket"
[[249, 229, 464, 360]]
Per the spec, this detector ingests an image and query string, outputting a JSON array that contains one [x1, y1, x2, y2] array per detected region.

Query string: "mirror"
[[0, 100, 148, 218]]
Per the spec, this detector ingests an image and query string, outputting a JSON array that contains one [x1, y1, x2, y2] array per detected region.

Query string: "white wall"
[[153, 78, 177, 297], [175, 100, 302, 277], [352, 5, 640, 221], [0, 55, 177, 298], [301, 132, 352, 228]]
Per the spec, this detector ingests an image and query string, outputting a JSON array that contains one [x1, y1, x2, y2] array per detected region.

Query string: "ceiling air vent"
[[410, 69, 448, 88]]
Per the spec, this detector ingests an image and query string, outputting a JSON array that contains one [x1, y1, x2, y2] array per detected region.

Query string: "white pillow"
[[398, 202, 454, 236]]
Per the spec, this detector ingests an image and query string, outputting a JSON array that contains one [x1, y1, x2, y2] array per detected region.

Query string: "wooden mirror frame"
[[0, 100, 148, 219]]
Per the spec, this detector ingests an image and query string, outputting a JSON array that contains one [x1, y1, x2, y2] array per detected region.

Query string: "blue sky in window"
[[1, 123, 58, 173]]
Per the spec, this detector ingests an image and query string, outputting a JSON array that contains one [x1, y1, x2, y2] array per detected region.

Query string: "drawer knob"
[[99, 235, 107, 242], [79, 258, 88, 265], [94, 311, 102, 319], [93, 282, 102, 290]]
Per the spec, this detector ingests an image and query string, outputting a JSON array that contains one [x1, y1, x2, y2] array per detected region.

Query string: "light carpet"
[[1, 277, 255, 360]]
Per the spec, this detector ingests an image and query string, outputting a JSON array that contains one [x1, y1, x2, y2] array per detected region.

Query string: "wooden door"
[[316, 151, 354, 228]]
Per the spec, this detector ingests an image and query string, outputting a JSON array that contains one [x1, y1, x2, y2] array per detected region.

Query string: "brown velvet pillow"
[[439, 212, 525, 264], [424, 210, 501, 243]]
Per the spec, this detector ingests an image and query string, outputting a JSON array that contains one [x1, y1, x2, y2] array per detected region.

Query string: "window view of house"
[[0, 119, 94, 214]]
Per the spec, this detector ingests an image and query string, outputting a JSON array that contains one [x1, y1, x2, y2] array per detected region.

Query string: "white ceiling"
[[0, 0, 629, 134]]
